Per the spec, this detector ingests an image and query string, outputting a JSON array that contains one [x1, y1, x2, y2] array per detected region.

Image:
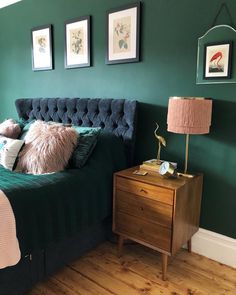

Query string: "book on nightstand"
[[139, 159, 177, 173]]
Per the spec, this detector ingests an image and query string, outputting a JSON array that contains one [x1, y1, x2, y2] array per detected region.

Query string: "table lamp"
[[167, 97, 212, 176]]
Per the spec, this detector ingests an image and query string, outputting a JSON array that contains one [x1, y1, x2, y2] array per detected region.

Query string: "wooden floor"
[[26, 241, 236, 295]]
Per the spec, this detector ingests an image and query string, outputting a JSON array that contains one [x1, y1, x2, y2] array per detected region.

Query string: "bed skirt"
[[0, 217, 112, 295]]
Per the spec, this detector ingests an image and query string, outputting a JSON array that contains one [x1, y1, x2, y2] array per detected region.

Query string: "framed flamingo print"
[[106, 2, 140, 64], [204, 42, 233, 79]]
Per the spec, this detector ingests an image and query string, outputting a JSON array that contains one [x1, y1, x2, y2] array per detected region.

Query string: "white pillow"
[[0, 136, 24, 170]]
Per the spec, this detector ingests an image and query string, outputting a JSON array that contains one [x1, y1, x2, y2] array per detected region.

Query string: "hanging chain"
[[211, 2, 235, 28]]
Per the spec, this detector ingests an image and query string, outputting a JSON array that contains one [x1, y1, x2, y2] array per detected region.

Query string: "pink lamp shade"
[[167, 97, 212, 134]]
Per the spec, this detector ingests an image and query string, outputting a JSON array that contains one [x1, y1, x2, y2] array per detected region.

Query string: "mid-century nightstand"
[[112, 166, 203, 280]]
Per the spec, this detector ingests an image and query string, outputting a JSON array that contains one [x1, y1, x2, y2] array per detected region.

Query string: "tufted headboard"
[[15, 98, 137, 165]]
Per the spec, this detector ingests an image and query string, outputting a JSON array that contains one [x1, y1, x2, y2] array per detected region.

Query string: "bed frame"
[[0, 98, 137, 295]]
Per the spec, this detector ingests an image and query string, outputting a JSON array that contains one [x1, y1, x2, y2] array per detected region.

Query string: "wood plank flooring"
[[26, 241, 236, 295]]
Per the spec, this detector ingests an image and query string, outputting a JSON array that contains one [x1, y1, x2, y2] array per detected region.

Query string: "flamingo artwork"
[[209, 51, 223, 72]]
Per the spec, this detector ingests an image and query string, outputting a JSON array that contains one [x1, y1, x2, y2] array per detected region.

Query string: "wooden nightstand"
[[112, 166, 203, 280]]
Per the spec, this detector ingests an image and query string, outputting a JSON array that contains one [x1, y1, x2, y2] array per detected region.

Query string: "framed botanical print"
[[204, 41, 233, 79], [64, 16, 91, 69], [106, 2, 140, 64], [31, 24, 53, 71]]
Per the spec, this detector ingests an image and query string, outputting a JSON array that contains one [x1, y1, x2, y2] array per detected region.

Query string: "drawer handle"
[[140, 206, 144, 211], [140, 188, 147, 194]]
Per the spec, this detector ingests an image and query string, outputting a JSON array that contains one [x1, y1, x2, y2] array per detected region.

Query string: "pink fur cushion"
[[0, 119, 21, 139], [17, 121, 78, 174]]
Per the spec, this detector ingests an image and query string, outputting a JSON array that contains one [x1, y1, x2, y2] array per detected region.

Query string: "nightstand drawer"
[[115, 212, 171, 252], [116, 190, 173, 228], [116, 177, 174, 205]]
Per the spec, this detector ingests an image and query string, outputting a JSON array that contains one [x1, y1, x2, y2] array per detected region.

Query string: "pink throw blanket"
[[0, 189, 21, 269]]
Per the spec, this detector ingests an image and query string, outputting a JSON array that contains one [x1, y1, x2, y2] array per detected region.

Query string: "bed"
[[0, 97, 137, 295]]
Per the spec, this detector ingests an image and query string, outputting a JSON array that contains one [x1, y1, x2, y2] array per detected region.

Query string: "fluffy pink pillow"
[[0, 119, 21, 139], [17, 121, 78, 174]]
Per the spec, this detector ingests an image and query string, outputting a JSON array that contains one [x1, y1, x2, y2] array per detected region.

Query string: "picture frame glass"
[[196, 25, 236, 84], [106, 3, 140, 64], [204, 43, 231, 78], [31, 26, 52, 71], [65, 17, 90, 68]]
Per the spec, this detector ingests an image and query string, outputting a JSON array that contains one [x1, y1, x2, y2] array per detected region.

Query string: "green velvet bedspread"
[[0, 132, 126, 255]]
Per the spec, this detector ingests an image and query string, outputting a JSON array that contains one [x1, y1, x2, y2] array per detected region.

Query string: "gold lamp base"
[[177, 172, 194, 178], [181, 134, 194, 178]]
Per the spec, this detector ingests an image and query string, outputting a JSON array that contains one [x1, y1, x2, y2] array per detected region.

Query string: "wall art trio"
[[31, 2, 141, 71]]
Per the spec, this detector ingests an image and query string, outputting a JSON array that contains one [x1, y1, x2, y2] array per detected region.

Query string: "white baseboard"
[[191, 228, 236, 268]]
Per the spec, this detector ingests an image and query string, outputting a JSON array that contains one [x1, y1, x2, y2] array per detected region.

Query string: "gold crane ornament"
[[154, 123, 166, 164]]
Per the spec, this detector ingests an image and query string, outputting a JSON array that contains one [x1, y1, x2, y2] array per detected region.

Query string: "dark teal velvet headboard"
[[15, 98, 138, 165]]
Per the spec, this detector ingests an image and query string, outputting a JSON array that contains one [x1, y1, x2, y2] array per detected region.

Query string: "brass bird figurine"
[[154, 123, 166, 164]]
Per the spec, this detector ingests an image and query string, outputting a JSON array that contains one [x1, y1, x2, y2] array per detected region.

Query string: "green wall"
[[0, 0, 235, 238]]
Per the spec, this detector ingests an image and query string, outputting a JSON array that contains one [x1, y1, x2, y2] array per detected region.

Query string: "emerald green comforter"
[[0, 132, 126, 255]]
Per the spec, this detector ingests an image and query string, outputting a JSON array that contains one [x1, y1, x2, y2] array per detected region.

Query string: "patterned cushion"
[[0, 136, 24, 170]]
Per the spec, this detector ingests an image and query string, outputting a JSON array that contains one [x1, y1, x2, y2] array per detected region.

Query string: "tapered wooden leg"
[[162, 254, 168, 281], [117, 235, 124, 258], [187, 239, 192, 253]]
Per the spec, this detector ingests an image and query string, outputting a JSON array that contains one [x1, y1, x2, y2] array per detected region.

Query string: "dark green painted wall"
[[0, 0, 235, 238]]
